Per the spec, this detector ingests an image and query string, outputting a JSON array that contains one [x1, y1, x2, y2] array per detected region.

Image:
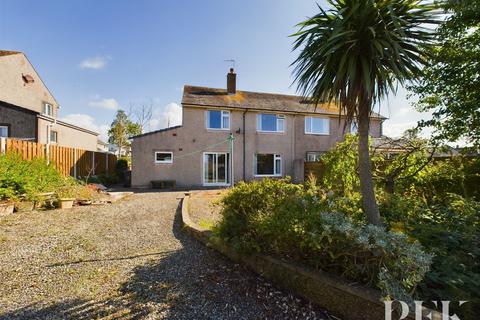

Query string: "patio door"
[[203, 152, 230, 186]]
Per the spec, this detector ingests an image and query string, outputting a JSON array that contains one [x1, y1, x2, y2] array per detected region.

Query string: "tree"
[[410, 0, 480, 147], [128, 101, 153, 133], [372, 130, 438, 194], [291, 0, 437, 225], [108, 110, 141, 155]]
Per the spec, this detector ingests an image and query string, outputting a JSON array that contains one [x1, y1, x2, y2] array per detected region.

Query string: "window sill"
[[305, 132, 329, 136], [203, 182, 231, 186], [254, 174, 282, 178], [206, 128, 230, 132], [257, 130, 285, 134], [154, 161, 173, 164]]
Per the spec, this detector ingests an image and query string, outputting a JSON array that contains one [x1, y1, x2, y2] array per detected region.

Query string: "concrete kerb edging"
[[181, 193, 443, 320]]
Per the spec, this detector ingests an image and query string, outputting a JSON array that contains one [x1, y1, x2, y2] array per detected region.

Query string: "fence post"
[[92, 152, 95, 175], [73, 148, 77, 179], [0, 137, 5, 155], [46, 143, 50, 165]]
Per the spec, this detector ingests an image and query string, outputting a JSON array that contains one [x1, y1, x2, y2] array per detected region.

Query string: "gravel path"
[[0, 191, 334, 319]]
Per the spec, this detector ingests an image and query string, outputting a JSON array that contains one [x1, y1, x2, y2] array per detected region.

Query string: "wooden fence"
[[0, 138, 117, 178]]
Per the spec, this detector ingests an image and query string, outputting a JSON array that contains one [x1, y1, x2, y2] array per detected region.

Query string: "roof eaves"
[[181, 102, 386, 119], [37, 115, 99, 136], [130, 125, 182, 140]]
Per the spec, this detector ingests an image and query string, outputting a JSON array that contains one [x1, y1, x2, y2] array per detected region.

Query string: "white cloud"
[[88, 97, 119, 110], [382, 121, 417, 138], [148, 102, 182, 131], [60, 114, 109, 142], [79, 56, 111, 69]]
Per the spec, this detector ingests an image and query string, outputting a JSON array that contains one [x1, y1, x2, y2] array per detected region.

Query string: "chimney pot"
[[227, 68, 236, 95]]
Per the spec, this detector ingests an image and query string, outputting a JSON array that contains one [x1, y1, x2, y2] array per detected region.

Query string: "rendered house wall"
[[131, 105, 383, 188]]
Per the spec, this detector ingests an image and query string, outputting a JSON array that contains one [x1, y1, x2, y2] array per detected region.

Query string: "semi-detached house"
[[0, 50, 98, 151], [131, 69, 385, 188]]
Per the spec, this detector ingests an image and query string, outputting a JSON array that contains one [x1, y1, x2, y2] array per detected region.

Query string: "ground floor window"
[[0, 125, 9, 138], [50, 130, 58, 143], [203, 152, 230, 185], [306, 152, 324, 162], [254, 153, 281, 176], [155, 151, 173, 164]]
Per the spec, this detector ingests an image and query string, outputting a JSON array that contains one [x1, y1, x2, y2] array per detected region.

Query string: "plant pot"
[[35, 192, 55, 209], [0, 202, 15, 216], [15, 201, 35, 212], [58, 198, 75, 209], [78, 200, 92, 206]]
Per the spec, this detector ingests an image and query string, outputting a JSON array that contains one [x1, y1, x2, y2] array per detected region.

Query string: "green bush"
[[380, 193, 480, 318], [215, 178, 433, 303], [0, 154, 66, 201], [87, 173, 119, 186], [115, 157, 129, 181]]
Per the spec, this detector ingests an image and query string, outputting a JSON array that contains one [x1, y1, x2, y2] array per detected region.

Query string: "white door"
[[203, 152, 230, 186]]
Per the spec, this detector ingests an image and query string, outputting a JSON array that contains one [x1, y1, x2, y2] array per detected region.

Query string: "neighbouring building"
[[0, 50, 98, 150], [131, 69, 386, 188]]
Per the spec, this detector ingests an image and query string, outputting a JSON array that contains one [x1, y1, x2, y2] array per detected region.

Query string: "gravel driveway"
[[0, 191, 333, 319]]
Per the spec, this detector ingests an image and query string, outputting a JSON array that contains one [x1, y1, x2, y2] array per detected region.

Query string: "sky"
[[0, 0, 431, 142]]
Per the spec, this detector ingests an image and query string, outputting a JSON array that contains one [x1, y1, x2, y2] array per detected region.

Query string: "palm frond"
[[291, 0, 440, 121]]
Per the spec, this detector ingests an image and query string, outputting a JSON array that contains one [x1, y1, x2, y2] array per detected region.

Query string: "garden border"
[[181, 193, 444, 320]]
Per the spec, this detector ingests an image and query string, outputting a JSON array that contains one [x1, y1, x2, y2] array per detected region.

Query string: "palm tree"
[[291, 0, 437, 225]]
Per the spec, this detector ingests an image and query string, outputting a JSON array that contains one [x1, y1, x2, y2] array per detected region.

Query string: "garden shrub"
[[381, 193, 480, 318], [87, 173, 119, 186], [0, 153, 66, 201], [216, 178, 433, 303], [115, 157, 129, 181]]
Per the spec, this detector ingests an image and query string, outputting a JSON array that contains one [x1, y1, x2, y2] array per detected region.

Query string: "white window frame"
[[257, 114, 285, 133], [202, 152, 231, 186], [43, 103, 53, 117], [254, 153, 282, 177], [154, 151, 173, 164], [49, 130, 58, 143], [304, 116, 329, 135], [206, 110, 230, 130], [306, 152, 323, 162], [0, 125, 9, 138]]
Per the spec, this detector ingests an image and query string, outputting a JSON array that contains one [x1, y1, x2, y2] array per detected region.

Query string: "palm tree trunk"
[[357, 104, 382, 226]]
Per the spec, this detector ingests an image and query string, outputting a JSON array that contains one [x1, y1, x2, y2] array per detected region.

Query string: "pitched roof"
[[130, 125, 182, 139], [182, 85, 386, 119], [0, 50, 21, 57]]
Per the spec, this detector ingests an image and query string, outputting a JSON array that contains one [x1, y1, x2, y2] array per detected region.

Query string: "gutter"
[[37, 114, 99, 136], [243, 109, 247, 181]]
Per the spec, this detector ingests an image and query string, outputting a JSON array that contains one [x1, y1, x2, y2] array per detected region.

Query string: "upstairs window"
[[206, 110, 230, 130], [50, 130, 58, 143], [305, 116, 329, 135], [155, 151, 173, 164], [257, 114, 285, 133], [43, 103, 54, 116], [254, 153, 282, 176], [0, 125, 9, 138]]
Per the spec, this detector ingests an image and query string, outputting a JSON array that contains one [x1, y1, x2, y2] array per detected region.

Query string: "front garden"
[[210, 135, 479, 320], [0, 153, 124, 215]]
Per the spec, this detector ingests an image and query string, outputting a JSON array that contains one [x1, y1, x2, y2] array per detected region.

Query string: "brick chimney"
[[227, 68, 236, 95]]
